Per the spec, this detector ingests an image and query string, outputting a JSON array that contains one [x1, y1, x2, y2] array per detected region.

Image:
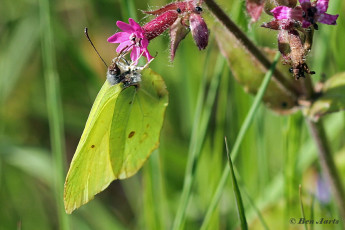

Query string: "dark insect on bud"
[[302, 11, 306, 18], [290, 63, 315, 80], [176, 8, 181, 13], [195, 6, 203, 12]]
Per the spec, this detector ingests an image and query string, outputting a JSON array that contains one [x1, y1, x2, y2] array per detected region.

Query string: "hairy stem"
[[204, 0, 300, 97]]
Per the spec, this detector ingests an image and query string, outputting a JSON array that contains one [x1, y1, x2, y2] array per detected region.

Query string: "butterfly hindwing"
[[109, 68, 169, 178]]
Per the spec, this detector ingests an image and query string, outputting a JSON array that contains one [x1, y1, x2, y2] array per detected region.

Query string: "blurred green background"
[[1, 0, 344, 229]]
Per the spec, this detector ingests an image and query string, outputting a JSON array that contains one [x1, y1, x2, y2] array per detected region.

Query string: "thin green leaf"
[[299, 185, 308, 230], [310, 194, 315, 230], [142, 151, 163, 230], [0, 17, 40, 102], [0, 144, 52, 185], [225, 137, 248, 230], [120, 0, 137, 21], [39, 0, 69, 228], [241, 186, 270, 230]]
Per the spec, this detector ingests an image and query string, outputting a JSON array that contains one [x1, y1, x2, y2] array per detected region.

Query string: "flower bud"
[[277, 30, 290, 60], [189, 13, 209, 50], [142, 10, 179, 40], [246, 0, 265, 22]]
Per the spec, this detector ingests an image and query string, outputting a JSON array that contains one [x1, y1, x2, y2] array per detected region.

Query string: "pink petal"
[[107, 32, 130, 43], [129, 18, 142, 32], [316, 0, 329, 14], [116, 21, 134, 32], [130, 47, 141, 63], [116, 41, 132, 53], [141, 38, 149, 49], [143, 49, 153, 61], [271, 6, 303, 21], [271, 6, 293, 19], [318, 13, 338, 25]]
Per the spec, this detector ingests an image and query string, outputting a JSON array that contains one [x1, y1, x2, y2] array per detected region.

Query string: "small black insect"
[[195, 6, 203, 13]]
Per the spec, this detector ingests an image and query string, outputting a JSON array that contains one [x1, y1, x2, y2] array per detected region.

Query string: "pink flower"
[[271, 0, 338, 29], [108, 18, 153, 63]]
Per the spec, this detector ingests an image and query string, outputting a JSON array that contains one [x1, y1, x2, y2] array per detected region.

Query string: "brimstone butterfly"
[[64, 55, 168, 214]]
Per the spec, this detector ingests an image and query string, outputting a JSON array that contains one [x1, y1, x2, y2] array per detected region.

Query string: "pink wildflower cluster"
[[107, 0, 209, 64], [261, 0, 339, 79], [271, 0, 339, 29]]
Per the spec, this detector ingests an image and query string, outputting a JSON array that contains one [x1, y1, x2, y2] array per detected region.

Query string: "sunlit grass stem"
[[39, 0, 69, 229]]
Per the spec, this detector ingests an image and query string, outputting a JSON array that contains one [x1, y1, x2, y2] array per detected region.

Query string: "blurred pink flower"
[[271, 0, 338, 29], [108, 18, 153, 63]]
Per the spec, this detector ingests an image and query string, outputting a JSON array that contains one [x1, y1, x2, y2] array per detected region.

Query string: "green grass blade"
[[299, 185, 308, 230], [143, 151, 164, 230], [310, 194, 315, 230], [120, 0, 137, 21], [200, 52, 280, 230], [39, 0, 69, 229], [225, 137, 248, 230], [241, 186, 270, 230], [172, 54, 225, 230], [0, 17, 40, 102]]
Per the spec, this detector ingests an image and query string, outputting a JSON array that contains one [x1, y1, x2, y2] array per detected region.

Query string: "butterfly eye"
[[109, 64, 121, 76], [115, 65, 121, 74]]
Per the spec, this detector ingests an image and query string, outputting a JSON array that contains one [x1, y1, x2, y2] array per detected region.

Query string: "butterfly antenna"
[[84, 27, 108, 68]]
